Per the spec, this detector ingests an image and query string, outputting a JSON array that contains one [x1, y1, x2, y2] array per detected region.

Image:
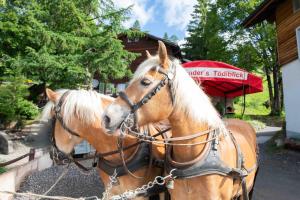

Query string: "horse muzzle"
[[102, 104, 130, 134]]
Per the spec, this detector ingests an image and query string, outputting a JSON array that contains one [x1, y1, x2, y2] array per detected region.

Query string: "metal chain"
[[109, 169, 177, 200], [101, 170, 119, 200]]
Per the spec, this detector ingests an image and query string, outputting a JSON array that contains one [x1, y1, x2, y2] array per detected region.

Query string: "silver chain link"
[[109, 169, 176, 200], [101, 170, 119, 200]]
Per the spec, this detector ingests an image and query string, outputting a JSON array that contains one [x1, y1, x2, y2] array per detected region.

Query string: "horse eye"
[[140, 78, 152, 86]]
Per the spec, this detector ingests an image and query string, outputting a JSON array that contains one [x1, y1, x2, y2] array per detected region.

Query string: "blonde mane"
[[41, 89, 108, 126], [132, 56, 225, 130]]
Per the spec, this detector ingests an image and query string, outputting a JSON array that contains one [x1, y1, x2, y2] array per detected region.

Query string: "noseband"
[[119, 64, 175, 131]]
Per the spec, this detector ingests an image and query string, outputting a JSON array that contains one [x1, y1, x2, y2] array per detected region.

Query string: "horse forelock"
[[131, 55, 161, 83], [130, 56, 225, 131]]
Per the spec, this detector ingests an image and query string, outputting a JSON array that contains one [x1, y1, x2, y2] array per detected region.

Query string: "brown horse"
[[42, 88, 168, 199], [102, 42, 258, 200]]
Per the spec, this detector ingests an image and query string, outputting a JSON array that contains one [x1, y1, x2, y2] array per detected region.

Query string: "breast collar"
[[165, 129, 256, 179]]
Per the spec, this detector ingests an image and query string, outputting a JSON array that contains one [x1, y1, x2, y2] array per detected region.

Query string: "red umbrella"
[[183, 60, 263, 98]]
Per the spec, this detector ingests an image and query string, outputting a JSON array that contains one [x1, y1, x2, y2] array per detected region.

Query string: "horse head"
[[103, 41, 175, 134], [42, 88, 112, 155]]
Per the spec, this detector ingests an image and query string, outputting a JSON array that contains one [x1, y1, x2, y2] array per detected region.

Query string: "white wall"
[[0, 151, 52, 200], [282, 59, 300, 139]]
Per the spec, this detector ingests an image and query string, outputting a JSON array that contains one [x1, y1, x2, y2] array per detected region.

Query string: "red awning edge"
[[182, 60, 263, 98]]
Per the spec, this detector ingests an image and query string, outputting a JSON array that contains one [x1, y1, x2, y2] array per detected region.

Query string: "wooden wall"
[[276, 0, 300, 65]]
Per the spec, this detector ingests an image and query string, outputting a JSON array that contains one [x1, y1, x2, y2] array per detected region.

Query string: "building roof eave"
[[242, 0, 282, 28]]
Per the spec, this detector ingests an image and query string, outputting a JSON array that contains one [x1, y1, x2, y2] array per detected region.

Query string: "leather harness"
[[50, 91, 169, 196], [118, 64, 258, 200]]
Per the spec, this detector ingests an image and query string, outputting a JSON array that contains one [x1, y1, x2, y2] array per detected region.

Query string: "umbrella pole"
[[224, 96, 227, 116], [241, 84, 246, 117]]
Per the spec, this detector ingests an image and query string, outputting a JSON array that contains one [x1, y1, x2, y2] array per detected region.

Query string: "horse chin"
[[103, 125, 120, 136]]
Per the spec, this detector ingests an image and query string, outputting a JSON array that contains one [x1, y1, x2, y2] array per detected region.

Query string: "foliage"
[[0, 167, 6, 174], [183, 0, 232, 63], [234, 80, 270, 116], [0, 73, 39, 127], [0, 0, 138, 89], [163, 32, 169, 40], [16, 99, 39, 120], [0, 0, 141, 126], [163, 32, 179, 44], [169, 35, 179, 43], [132, 20, 141, 30], [183, 0, 282, 115]]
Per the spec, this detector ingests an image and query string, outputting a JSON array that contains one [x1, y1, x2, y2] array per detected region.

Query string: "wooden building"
[[118, 33, 182, 78], [243, 0, 300, 139], [96, 33, 182, 94]]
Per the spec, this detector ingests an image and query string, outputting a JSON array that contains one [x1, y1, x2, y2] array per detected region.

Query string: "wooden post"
[[29, 148, 35, 161]]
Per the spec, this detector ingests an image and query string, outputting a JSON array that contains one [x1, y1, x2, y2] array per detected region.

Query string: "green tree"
[[216, 0, 281, 115], [0, 69, 39, 128], [132, 20, 141, 30], [183, 0, 231, 62], [163, 32, 169, 40], [0, 0, 137, 89], [169, 35, 179, 43], [183, 0, 282, 115]]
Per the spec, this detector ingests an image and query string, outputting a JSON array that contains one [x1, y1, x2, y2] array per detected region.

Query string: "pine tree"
[[183, 0, 230, 62], [163, 32, 169, 40], [0, 0, 137, 89], [132, 20, 141, 30], [169, 35, 179, 43]]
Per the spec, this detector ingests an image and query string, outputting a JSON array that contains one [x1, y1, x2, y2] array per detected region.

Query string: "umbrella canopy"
[[183, 60, 263, 98]]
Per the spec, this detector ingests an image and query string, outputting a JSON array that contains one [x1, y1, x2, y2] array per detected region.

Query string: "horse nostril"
[[104, 115, 111, 126]]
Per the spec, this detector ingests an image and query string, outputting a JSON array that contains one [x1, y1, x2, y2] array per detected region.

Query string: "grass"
[[0, 158, 7, 174], [234, 80, 270, 116], [225, 80, 285, 130]]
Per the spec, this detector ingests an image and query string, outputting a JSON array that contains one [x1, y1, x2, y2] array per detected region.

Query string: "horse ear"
[[45, 88, 58, 102], [158, 41, 169, 69], [145, 50, 152, 58]]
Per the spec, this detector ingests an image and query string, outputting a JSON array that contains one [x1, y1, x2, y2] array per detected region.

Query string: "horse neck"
[[79, 125, 139, 161], [168, 110, 212, 163]]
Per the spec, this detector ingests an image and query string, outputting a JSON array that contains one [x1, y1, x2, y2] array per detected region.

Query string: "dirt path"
[[253, 144, 300, 200]]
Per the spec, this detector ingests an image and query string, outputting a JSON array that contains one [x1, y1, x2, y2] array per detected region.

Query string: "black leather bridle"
[[119, 64, 175, 131]]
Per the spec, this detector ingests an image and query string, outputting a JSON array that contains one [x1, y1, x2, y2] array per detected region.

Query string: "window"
[[296, 27, 300, 59], [127, 38, 139, 43], [293, 0, 300, 12]]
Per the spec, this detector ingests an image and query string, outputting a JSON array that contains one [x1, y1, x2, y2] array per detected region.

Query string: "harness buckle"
[[62, 158, 70, 165], [166, 179, 174, 189]]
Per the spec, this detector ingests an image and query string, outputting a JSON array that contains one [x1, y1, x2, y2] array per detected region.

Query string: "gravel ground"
[[15, 143, 300, 200], [16, 164, 104, 200]]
